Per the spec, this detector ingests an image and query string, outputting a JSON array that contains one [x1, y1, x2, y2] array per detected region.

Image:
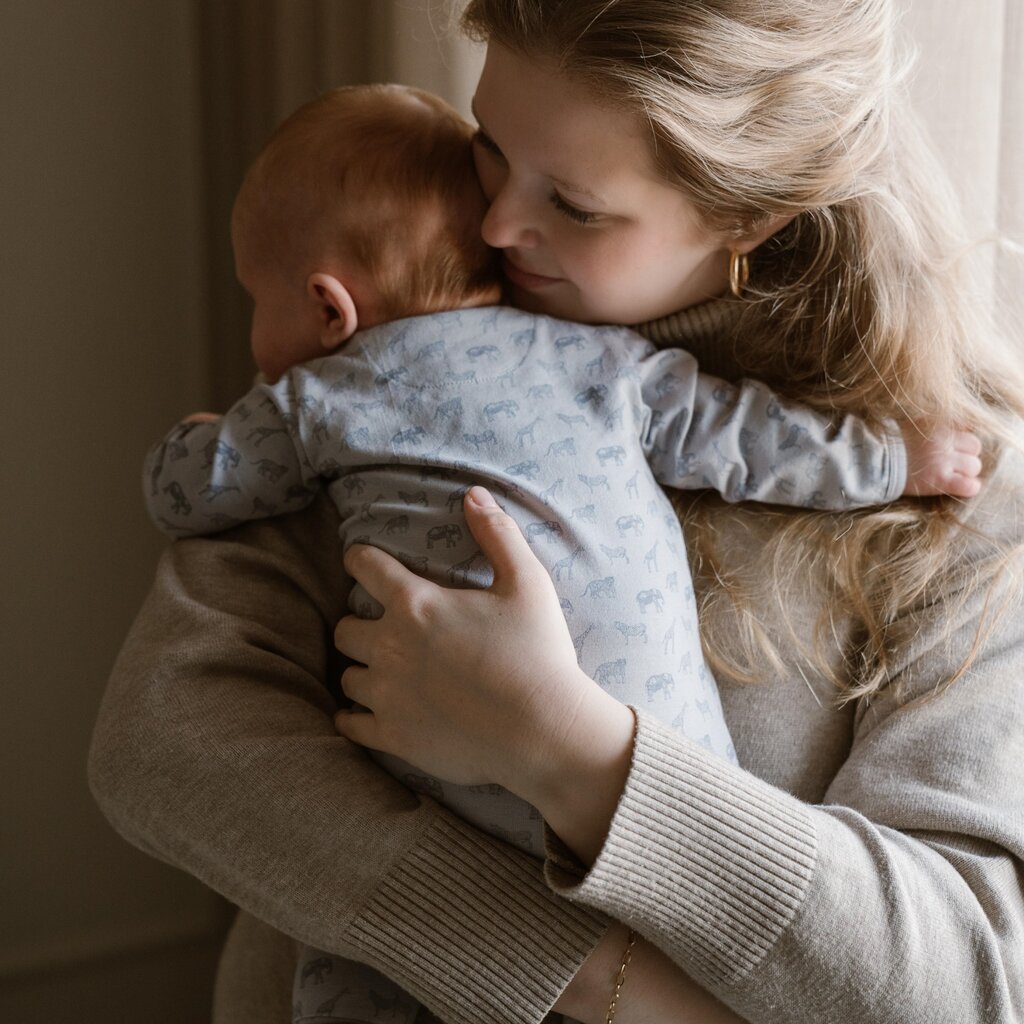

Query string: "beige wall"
[[0, 2, 1018, 1023], [0, 4, 481, 1021], [902, 0, 1024, 332], [0, 2, 226, 1021]]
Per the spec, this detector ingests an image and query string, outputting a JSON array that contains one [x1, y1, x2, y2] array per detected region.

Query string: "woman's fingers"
[[334, 614, 376, 665], [338, 663, 373, 706], [345, 489, 549, 610], [336, 664, 386, 750], [463, 486, 548, 591], [343, 543, 428, 606], [334, 705, 380, 750]]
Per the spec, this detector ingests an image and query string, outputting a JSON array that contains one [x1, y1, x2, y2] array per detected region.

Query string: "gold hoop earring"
[[729, 250, 750, 299]]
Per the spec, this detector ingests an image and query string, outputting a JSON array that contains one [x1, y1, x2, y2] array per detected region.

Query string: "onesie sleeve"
[[143, 373, 328, 536], [544, 450, 1024, 1023], [638, 346, 907, 507], [88, 498, 607, 1024]]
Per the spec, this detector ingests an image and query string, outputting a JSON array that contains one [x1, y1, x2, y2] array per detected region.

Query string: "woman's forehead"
[[473, 42, 662, 193]]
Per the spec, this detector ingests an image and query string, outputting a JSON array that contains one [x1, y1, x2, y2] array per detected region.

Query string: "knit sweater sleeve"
[[87, 495, 606, 1024], [544, 450, 1024, 1023]]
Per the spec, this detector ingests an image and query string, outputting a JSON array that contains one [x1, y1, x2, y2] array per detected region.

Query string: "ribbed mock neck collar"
[[632, 296, 748, 381]]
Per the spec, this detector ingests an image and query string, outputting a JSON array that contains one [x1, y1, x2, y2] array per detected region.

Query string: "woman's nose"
[[480, 179, 538, 250]]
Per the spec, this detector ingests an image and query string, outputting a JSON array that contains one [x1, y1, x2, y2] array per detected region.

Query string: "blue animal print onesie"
[[145, 305, 906, 1024]]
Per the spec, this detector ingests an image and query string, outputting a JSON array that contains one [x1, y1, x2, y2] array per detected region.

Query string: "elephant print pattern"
[[144, 299, 905, 778], [144, 302, 908, 819], [144, 306, 905, 1024]]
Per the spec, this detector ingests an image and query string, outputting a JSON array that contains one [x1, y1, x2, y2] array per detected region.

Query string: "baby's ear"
[[307, 273, 358, 348]]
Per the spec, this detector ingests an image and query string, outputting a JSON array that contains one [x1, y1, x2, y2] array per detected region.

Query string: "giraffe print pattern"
[[144, 306, 903, 1024]]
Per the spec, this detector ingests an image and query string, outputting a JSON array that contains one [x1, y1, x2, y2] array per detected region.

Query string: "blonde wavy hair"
[[462, 0, 1024, 702]]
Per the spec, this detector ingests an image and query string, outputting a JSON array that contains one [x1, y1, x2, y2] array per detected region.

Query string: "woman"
[[90, 1, 1024, 1021]]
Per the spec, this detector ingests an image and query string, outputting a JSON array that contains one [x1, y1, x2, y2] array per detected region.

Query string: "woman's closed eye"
[[474, 127, 598, 225], [549, 191, 597, 225]]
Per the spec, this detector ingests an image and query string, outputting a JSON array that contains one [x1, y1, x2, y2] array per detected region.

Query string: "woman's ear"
[[734, 214, 796, 255], [307, 272, 358, 348]]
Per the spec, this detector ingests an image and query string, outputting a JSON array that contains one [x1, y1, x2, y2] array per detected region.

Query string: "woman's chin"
[[506, 284, 597, 324], [507, 284, 554, 316]]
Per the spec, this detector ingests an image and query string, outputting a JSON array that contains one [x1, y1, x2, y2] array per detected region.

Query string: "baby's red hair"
[[234, 83, 501, 320]]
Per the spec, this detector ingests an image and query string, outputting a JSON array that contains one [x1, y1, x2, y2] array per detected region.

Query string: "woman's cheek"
[[578, 247, 624, 303]]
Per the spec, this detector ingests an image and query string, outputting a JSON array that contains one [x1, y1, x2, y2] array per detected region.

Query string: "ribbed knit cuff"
[[545, 710, 817, 991], [348, 814, 608, 1024]]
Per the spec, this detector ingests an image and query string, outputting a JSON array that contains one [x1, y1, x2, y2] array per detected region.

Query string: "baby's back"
[[309, 306, 734, 851]]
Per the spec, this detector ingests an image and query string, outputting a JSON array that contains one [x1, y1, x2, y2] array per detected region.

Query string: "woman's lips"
[[502, 255, 562, 290]]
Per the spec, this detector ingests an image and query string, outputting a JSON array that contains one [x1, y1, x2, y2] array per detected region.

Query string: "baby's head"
[[232, 84, 502, 381]]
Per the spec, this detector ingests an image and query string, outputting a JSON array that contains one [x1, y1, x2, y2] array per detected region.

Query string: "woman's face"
[[471, 43, 732, 325]]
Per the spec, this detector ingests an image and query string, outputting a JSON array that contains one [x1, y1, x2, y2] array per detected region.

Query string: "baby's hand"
[[182, 412, 222, 425], [901, 422, 983, 498]]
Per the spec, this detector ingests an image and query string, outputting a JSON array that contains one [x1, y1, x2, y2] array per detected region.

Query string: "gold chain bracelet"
[[604, 929, 638, 1024]]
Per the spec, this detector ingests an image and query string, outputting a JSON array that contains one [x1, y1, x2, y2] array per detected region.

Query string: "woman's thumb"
[[463, 486, 545, 588]]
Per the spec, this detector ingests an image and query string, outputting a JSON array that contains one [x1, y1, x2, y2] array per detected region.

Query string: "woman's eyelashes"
[[549, 191, 597, 225], [472, 127, 597, 226]]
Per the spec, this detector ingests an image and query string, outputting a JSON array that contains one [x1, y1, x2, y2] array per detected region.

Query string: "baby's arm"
[[901, 421, 983, 497], [144, 381, 320, 536], [638, 345, 980, 510]]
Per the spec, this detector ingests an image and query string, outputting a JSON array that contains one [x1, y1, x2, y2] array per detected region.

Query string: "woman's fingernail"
[[468, 485, 497, 508]]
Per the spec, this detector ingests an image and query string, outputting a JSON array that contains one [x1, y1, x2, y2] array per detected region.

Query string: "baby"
[[144, 84, 981, 1024]]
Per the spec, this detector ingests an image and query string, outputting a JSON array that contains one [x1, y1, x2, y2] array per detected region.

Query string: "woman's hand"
[[334, 486, 635, 862], [337, 492, 746, 1021]]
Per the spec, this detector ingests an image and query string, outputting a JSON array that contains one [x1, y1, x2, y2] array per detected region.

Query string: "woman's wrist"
[[555, 922, 742, 1024], [518, 678, 636, 865], [553, 922, 634, 1021]]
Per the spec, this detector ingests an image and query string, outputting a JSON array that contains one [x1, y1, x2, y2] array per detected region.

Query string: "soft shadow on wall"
[[0, 3, 479, 1023]]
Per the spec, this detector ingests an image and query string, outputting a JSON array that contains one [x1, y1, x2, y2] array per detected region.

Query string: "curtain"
[[996, 1, 1023, 335], [904, 0, 1023, 341], [196, 0, 484, 406]]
